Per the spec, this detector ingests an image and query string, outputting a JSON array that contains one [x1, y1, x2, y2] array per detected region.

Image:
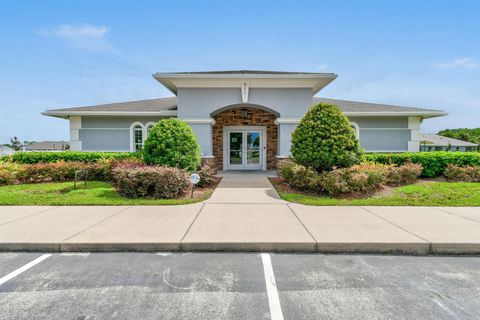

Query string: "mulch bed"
[[182, 176, 222, 200]]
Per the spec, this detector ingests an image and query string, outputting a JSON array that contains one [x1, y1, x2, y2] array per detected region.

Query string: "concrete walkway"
[[0, 171, 479, 254]]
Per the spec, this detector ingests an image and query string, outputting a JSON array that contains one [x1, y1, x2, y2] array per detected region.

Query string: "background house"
[[23, 141, 69, 152], [419, 134, 478, 152], [0, 145, 15, 157]]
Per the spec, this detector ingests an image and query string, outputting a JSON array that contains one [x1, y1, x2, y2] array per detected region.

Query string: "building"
[[419, 134, 478, 152], [43, 70, 447, 170], [23, 141, 69, 152], [0, 145, 15, 157]]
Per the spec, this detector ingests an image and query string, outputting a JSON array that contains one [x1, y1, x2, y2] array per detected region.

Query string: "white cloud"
[[38, 24, 113, 51], [434, 57, 479, 70]]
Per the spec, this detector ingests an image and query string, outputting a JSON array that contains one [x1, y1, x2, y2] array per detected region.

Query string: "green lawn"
[[274, 181, 480, 206], [0, 181, 208, 206]]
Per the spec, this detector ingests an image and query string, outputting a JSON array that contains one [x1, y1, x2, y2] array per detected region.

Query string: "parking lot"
[[1, 252, 479, 319]]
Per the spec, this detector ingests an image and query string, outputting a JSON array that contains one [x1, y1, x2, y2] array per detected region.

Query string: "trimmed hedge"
[[365, 152, 480, 178], [279, 160, 423, 197], [1, 151, 140, 164], [0, 161, 111, 184], [112, 165, 190, 199]]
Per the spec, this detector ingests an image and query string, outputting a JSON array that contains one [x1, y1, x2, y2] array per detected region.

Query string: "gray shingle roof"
[[419, 134, 478, 147], [313, 97, 444, 113], [46, 97, 177, 113], [159, 70, 331, 75], [44, 96, 444, 115]]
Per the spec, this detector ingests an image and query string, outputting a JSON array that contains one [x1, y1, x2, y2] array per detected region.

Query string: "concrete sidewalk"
[[0, 172, 479, 254]]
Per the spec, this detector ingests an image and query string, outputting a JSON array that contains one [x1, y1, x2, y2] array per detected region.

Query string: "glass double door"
[[228, 130, 262, 170]]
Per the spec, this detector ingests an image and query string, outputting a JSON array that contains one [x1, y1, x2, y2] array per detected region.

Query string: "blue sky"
[[1, 0, 479, 143]]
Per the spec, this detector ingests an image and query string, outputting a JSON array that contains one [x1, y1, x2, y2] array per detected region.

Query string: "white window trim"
[[130, 122, 145, 152], [144, 122, 156, 137], [350, 121, 360, 138]]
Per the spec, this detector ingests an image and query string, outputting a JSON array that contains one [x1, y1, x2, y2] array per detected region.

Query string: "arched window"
[[134, 125, 143, 151], [130, 122, 145, 152], [145, 122, 156, 136], [350, 122, 360, 139]]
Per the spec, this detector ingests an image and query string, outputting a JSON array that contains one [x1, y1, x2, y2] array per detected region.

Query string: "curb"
[[1, 242, 480, 255]]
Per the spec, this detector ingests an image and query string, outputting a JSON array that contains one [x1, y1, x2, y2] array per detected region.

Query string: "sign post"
[[190, 173, 200, 198]]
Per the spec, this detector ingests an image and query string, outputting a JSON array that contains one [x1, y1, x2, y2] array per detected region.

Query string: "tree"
[[291, 103, 363, 172], [143, 119, 201, 171], [10, 137, 22, 151]]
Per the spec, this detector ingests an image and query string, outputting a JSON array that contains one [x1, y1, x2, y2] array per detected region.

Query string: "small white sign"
[[190, 173, 201, 185]]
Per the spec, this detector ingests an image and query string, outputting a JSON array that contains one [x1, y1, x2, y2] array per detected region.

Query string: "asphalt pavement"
[[1, 252, 479, 319]]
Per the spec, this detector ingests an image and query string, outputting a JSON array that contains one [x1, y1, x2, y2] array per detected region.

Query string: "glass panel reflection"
[[247, 132, 260, 164], [229, 132, 243, 165]]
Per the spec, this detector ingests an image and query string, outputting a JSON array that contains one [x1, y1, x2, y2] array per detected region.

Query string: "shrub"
[[365, 152, 480, 178], [280, 161, 421, 197], [279, 162, 323, 193], [384, 162, 423, 186], [279, 162, 383, 196], [444, 164, 480, 182], [2, 151, 139, 164], [352, 162, 422, 186], [291, 103, 363, 172], [0, 167, 15, 185], [113, 166, 190, 199], [15, 161, 110, 183], [196, 161, 217, 188], [143, 119, 201, 171], [319, 167, 383, 196]]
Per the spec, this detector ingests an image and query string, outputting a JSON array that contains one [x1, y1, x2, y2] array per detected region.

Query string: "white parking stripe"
[[261, 253, 284, 320], [0, 254, 51, 286], [60, 253, 90, 257]]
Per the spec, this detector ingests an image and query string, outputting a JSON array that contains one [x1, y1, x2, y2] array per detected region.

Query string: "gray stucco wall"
[[348, 116, 411, 152], [80, 129, 130, 151], [348, 117, 408, 128], [359, 129, 410, 151], [177, 88, 313, 118], [78, 116, 168, 152]]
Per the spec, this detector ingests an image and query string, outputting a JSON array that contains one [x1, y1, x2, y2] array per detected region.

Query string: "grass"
[[273, 181, 480, 206], [0, 181, 209, 206]]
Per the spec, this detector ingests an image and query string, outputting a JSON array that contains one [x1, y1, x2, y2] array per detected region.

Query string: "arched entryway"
[[211, 104, 278, 170]]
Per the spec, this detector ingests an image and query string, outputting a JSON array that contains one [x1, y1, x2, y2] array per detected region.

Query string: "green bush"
[[15, 161, 111, 183], [1, 151, 139, 164], [444, 164, 480, 182], [291, 103, 363, 172], [143, 119, 201, 171], [112, 165, 190, 199], [365, 152, 480, 177]]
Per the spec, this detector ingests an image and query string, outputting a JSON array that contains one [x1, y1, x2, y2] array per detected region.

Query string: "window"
[[134, 125, 143, 151], [350, 122, 360, 139], [145, 122, 156, 135]]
